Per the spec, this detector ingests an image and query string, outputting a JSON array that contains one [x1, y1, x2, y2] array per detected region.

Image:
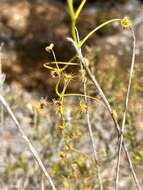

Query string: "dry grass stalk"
[[115, 28, 141, 190], [0, 42, 5, 128], [0, 94, 57, 190]]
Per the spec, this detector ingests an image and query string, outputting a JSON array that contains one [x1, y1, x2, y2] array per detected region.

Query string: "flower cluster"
[[121, 16, 132, 29]]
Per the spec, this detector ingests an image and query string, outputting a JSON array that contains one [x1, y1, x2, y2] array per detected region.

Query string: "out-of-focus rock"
[[0, 0, 70, 95], [0, 0, 143, 96]]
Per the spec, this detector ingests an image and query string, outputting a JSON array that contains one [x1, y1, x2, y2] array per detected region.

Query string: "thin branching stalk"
[[67, 37, 141, 190], [75, 29, 103, 190], [0, 43, 5, 128], [75, 0, 86, 19], [0, 94, 57, 190], [0, 43, 4, 76], [84, 81, 103, 190], [67, 0, 77, 42], [115, 28, 141, 190], [78, 18, 121, 48]]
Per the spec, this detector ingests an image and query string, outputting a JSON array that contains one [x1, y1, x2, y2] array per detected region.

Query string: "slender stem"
[[76, 29, 103, 189], [75, 0, 86, 19], [71, 19, 77, 42], [0, 43, 3, 73], [79, 19, 121, 48], [51, 49, 60, 72], [0, 43, 5, 128], [84, 80, 103, 190], [115, 28, 141, 190], [67, 0, 75, 20], [0, 94, 57, 190], [67, 0, 77, 42]]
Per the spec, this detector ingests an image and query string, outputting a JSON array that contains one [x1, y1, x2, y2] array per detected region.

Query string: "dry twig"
[[0, 94, 57, 190], [115, 28, 141, 190], [0, 43, 5, 128]]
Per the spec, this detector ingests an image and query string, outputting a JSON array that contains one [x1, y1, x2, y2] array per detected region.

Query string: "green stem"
[[67, 0, 75, 19], [75, 0, 86, 19], [79, 18, 121, 48], [71, 19, 77, 42]]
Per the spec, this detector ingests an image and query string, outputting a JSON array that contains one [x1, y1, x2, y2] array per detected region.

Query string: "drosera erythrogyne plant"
[[44, 0, 141, 189]]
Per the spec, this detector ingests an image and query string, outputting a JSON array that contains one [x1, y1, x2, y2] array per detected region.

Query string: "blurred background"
[[0, 0, 143, 189], [0, 0, 143, 96]]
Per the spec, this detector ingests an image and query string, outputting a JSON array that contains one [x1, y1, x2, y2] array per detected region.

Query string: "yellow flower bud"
[[64, 73, 74, 83], [58, 106, 64, 115], [64, 144, 71, 151], [45, 43, 54, 53], [121, 16, 132, 29], [79, 100, 87, 113], [59, 124, 65, 130]]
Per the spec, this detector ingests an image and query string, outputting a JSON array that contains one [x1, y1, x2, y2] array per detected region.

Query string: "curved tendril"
[[60, 55, 78, 71], [44, 59, 79, 72], [44, 61, 78, 66], [43, 63, 56, 71]]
